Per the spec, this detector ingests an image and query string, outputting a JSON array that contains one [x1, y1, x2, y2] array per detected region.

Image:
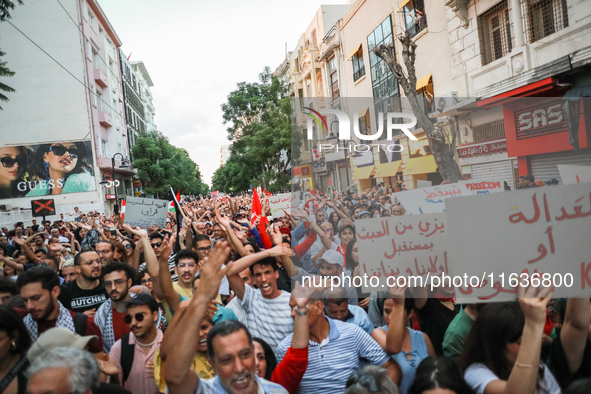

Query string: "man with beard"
[[15, 266, 103, 352], [204, 221, 213, 237], [94, 262, 134, 353], [58, 250, 108, 317], [108, 294, 162, 394], [161, 241, 287, 394]]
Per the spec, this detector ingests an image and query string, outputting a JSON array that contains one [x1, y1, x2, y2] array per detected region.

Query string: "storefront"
[[457, 140, 517, 190]]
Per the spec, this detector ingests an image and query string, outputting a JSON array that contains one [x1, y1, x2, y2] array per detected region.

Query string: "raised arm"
[[216, 210, 246, 257], [560, 297, 591, 375], [161, 242, 231, 394], [1, 256, 24, 272], [372, 283, 406, 355], [157, 233, 181, 311], [13, 237, 40, 264]]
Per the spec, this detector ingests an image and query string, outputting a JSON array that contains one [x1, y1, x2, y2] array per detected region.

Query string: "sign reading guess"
[[457, 141, 507, 158]]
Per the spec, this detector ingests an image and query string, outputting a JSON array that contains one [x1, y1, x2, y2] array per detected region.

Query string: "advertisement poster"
[[0, 141, 96, 199]]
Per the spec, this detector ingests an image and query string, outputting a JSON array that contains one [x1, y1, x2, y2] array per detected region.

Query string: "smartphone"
[[110, 228, 116, 236], [39, 263, 47, 267]]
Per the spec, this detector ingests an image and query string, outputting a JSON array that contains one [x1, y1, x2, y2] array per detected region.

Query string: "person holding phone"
[[26, 142, 94, 197]]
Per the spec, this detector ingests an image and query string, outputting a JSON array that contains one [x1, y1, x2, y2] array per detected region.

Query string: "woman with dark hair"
[[112, 242, 129, 264], [408, 356, 474, 394], [346, 238, 371, 309], [0, 146, 31, 199], [460, 285, 560, 394], [0, 305, 32, 394], [327, 211, 339, 233], [26, 142, 94, 196], [253, 337, 277, 380]]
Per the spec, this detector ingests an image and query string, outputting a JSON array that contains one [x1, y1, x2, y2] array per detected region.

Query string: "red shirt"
[[271, 347, 309, 394], [112, 309, 131, 341]]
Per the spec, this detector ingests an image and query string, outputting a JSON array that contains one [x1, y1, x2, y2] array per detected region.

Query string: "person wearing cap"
[[15, 266, 104, 354], [545, 178, 559, 186], [358, 210, 371, 220], [109, 294, 163, 394], [94, 263, 135, 353]]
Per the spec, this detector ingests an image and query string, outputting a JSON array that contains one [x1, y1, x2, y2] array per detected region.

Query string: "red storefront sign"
[[457, 141, 507, 158], [514, 102, 567, 140]]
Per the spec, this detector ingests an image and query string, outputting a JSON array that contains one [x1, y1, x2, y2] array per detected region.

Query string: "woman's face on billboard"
[[0, 146, 24, 184], [44, 143, 79, 174]]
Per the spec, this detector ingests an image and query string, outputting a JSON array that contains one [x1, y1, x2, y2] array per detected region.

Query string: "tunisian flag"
[[251, 188, 273, 249]]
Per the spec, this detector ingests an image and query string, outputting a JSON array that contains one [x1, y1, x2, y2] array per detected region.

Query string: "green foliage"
[[131, 130, 207, 198], [0, 0, 23, 22], [0, 1, 24, 108], [214, 68, 293, 193]]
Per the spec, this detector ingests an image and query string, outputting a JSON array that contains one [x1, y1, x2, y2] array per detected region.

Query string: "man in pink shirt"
[[109, 294, 162, 394]]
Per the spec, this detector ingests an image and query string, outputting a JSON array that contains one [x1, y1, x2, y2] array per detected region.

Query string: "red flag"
[[258, 215, 273, 249], [263, 189, 272, 196], [251, 188, 262, 225], [176, 190, 181, 203]]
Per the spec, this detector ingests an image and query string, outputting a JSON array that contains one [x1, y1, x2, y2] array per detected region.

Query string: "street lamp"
[[111, 153, 129, 214]]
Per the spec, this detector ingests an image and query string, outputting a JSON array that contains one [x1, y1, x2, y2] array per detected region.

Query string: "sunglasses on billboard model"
[[1, 156, 26, 168], [50, 145, 80, 158]]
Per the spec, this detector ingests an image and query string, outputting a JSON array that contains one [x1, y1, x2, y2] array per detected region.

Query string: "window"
[[523, 0, 568, 43], [367, 16, 400, 138], [101, 139, 107, 156], [91, 85, 97, 107], [351, 47, 365, 82], [478, 1, 512, 65], [329, 56, 339, 100], [473, 120, 505, 142], [88, 11, 96, 31], [403, 0, 428, 38]]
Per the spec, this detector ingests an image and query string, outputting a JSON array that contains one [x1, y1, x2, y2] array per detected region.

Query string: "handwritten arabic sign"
[[357, 213, 449, 292], [125, 196, 169, 229], [558, 164, 591, 185], [446, 182, 591, 300], [395, 184, 472, 214], [268, 193, 298, 218], [458, 180, 504, 194]]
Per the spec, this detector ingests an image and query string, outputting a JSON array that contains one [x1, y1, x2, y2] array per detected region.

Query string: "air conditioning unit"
[[436, 91, 458, 112], [0, 204, 11, 211]]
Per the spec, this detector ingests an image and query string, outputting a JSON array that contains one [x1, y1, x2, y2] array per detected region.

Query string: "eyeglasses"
[[151, 242, 162, 248], [1, 156, 26, 168], [178, 263, 196, 269], [323, 228, 333, 232], [140, 278, 153, 285], [50, 145, 80, 158], [196, 245, 212, 252], [123, 312, 146, 324], [96, 250, 111, 255], [124, 244, 132, 249], [347, 372, 379, 392], [104, 279, 125, 288]]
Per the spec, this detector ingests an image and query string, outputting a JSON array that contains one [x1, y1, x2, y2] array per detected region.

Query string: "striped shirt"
[[239, 284, 293, 350], [276, 318, 390, 394], [196, 375, 287, 393]]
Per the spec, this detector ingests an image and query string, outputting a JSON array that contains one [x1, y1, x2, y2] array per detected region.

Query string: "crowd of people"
[[0, 183, 590, 394]]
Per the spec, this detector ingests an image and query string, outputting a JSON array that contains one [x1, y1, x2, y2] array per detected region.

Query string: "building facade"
[[0, 0, 133, 226]]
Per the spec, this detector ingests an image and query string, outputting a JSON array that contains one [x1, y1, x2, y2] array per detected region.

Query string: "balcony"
[[83, 22, 100, 50], [94, 67, 108, 88], [98, 110, 113, 127]]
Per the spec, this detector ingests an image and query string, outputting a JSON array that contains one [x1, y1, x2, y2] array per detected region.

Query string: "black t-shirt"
[[416, 298, 460, 356], [548, 334, 591, 388], [58, 280, 108, 313]]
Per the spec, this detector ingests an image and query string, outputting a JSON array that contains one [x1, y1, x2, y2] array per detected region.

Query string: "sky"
[[97, 0, 349, 187]]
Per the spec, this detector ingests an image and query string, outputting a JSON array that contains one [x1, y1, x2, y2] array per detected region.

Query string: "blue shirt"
[[196, 374, 287, 394], [178, 294, 237, 323], [380, 325, 429, 394], [276, 317, 389, 394], [346, 305, 374, 335]]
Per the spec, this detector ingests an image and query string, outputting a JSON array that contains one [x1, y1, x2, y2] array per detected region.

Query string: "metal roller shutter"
[[530, 149, 591, 185], [471, 160, 515, 190]]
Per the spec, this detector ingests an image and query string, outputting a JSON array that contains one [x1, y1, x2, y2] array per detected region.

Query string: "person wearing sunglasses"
[[0, 145, 30, 199], [26, 142, 94, 197]]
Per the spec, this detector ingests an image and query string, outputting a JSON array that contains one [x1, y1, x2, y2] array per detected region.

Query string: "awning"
[[375, 161, 402, 178], [397, 0, 411, 13], [347, 43, 362, 61], [351, 165, 375, 180], [404, 156, 437, 175], [358, 107, 369, 118], [416, 73, 432, 91]]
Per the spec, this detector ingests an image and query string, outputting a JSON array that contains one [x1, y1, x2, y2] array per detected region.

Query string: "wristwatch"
[[295, 305, 309, 316]]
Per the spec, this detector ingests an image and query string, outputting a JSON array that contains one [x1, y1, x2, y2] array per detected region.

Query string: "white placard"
[[446, 182, 591, 301], [356, 213, 449, 292], [558, 164, 591, 185], [458, 179, 505, 194], [268, 193, 298, 218], [395, 183, 473, 214], [124, 196, 169, 229], [416, 180, 432, 188]]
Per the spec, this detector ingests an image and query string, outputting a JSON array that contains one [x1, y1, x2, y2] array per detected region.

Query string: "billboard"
[[0, 141, 96, 199]]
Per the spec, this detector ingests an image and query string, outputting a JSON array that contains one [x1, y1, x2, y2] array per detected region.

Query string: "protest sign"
[[458, 180, 505, 194], [356, 213, 449, 292], [125, 196, 168, 229], [395, 183, 472, 214], [558, 164, 591, 185], [445, 182, 591, 300], [268, 193, 298, 218]]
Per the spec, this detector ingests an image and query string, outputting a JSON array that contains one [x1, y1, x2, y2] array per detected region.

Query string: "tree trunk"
[[373, 32, 463, 182]]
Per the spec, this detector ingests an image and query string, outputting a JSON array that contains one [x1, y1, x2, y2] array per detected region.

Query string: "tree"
[[219, 68, 293, 192], [131, 130, 207, 198], [373, 31, 463, 182], [0, 0, 23, 109]]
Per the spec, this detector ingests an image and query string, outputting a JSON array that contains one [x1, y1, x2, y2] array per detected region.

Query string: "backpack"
[[119, 333, 135, 384]]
